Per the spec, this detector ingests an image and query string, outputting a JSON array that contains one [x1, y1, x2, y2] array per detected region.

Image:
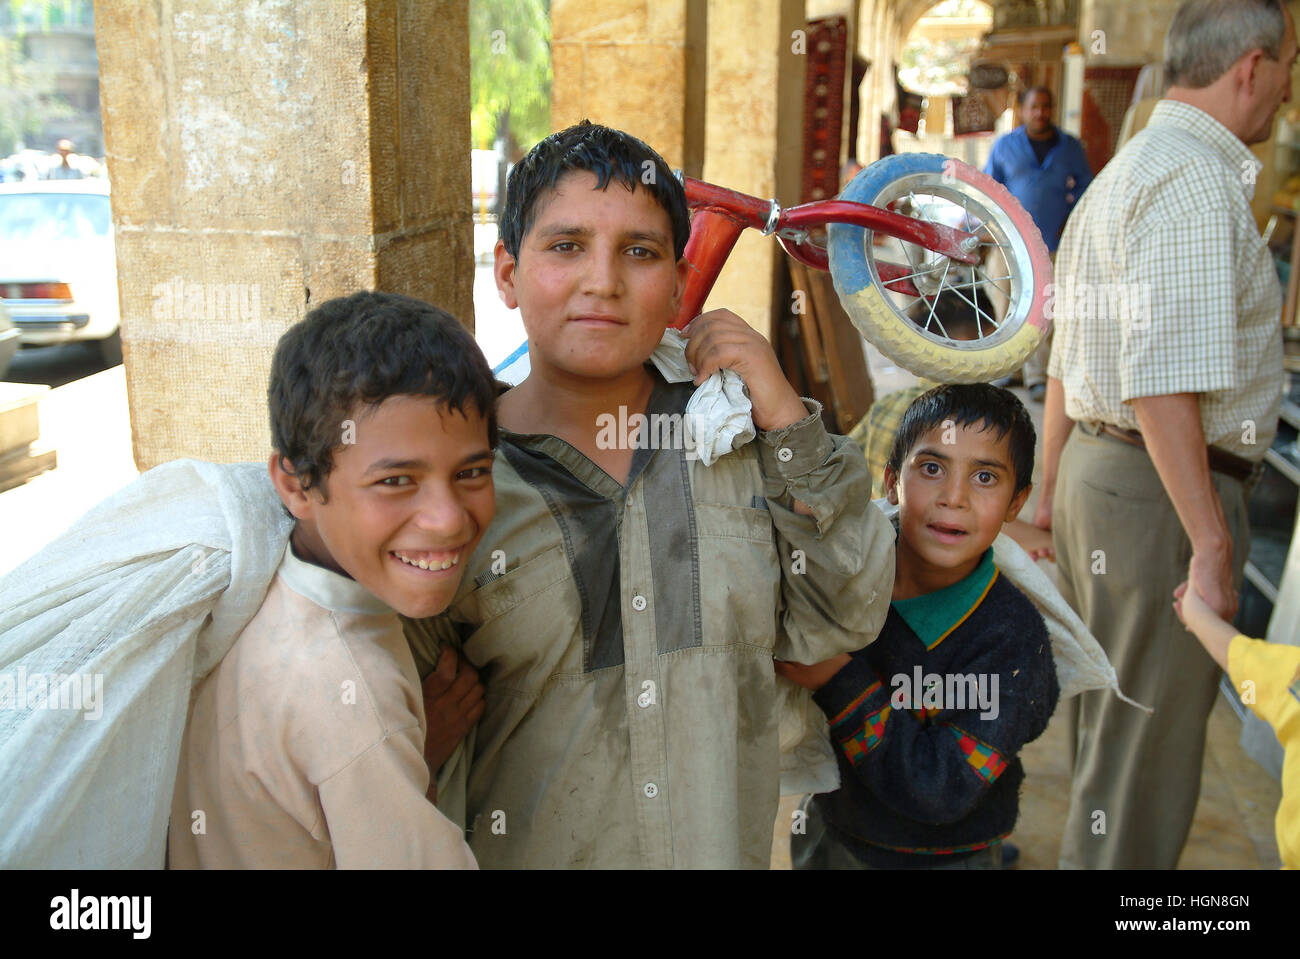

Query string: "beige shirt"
[[1048, 99, 1284, 459], [168, 543, 476, 869]]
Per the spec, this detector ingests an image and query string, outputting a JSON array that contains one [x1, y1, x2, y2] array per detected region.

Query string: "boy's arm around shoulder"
[[401, 612, 475, 824], [755, 401, 895, 664]]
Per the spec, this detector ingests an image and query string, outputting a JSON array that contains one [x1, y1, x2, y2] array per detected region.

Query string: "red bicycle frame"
[[671, 175, 982, 329]]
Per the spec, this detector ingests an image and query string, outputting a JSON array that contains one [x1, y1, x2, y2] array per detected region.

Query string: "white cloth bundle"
[[647, 329, 756, 466], [0, 460, 292, 867]]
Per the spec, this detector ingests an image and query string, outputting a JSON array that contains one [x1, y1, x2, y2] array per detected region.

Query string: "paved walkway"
[[0, 364, 136, 576]]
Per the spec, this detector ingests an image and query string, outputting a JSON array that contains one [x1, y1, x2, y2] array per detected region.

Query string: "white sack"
[[0, 460, 292, 867]]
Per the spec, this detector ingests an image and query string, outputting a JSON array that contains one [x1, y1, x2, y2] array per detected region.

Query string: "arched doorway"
[[894, 0, 997, 167]]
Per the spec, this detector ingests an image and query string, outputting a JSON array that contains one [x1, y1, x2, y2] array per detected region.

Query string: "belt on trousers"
[[1088, 422, 1260, 483]]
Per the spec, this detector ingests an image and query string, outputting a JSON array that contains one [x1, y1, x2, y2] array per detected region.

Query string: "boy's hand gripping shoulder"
[[812, 594, 1059, 825], [401, 612, 475, 821], [756, 399, 895, 666]]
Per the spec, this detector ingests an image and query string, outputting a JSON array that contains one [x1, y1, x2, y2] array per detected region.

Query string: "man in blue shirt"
[[986, 87, 1092, 400]]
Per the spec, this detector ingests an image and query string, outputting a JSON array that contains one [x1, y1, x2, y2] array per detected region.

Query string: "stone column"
[[95, 0, 471, 470], [699, 0, 806, 339], [550, 0, 705, 175]]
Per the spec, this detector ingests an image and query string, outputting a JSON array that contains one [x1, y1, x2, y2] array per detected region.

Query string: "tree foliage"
[[0, 34, 69, 155], [900, 0, 992, 96], [469, 0, 551, 155], [0, 1, 85, 155]]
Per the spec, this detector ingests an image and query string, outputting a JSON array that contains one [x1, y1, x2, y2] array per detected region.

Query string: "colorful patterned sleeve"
[[813, 651, 894, 764]]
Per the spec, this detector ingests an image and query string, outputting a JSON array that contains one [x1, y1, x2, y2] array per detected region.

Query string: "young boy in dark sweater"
[[778, 384, 1059, 868]]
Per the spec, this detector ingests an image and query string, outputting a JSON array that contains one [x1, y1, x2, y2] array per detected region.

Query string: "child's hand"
[[1006, 519, 1054, 562], [683, 309, 808, 433], [774, 653, 851, 691], [421, 645, 486, 787], [1172, 576, 1237, 671], [1172, 578, 1220, 635]]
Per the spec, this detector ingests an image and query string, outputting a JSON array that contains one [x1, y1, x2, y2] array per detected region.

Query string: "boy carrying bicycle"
[[405, 121, 896, 868]]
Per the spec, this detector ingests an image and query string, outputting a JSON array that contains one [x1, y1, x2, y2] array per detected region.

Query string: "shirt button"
[[631, 594, 647, 611], [777, 447, 794, 463], [643, 782, 658, 799]]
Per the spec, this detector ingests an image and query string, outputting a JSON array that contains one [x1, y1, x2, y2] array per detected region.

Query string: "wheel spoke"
[[940, 278, 1000, 336], [860, 174, 1035, 357], [881, 262, 949, 286], [975, 262, 1012, 300], [945, 274, 1013, 287], [922, 257, 952, 339]]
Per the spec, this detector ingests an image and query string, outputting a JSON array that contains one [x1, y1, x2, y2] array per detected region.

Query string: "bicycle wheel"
[[827, 153, 1052, 383]]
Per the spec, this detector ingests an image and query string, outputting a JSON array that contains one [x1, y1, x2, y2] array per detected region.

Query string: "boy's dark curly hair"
[[499, 120, 690, 261], [886, 383, 1036, 494], [268, 291, 498, 496]]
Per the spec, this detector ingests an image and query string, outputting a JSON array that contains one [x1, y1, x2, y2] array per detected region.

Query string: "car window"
[[0, 193, 111, 241]]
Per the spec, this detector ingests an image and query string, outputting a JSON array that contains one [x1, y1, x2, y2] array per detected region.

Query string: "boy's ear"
[[494, 239, 520, 310], [883, 465, 900, 505], [671, 256, 688, 315], [1005, 482, 1032, 524], [268, 452, 315, 522]]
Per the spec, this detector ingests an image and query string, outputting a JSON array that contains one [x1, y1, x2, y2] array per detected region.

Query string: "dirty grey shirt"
[[406, 374, 894, 868]]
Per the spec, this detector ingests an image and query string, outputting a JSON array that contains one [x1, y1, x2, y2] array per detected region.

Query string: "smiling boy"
[[405, 121, 894, 868], [779, 384, 1059, 868], [168, 292, 493, 869]]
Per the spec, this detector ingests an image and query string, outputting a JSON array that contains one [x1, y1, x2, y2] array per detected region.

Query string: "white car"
[[0, 179, 121, 365]]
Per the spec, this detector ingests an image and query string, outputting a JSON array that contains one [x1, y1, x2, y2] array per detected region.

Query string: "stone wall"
[[699, 0, 806, 338], [550, 0, 704, 174], [96, 0, 471, 470], [1078, 0, 1182, 65]]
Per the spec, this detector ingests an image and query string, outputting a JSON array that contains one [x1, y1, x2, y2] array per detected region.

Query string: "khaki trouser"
[[1054, 424, 1250, 869]]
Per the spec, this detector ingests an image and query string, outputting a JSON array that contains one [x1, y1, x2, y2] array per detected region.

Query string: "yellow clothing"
[[1227, 635, 1300, 869]]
